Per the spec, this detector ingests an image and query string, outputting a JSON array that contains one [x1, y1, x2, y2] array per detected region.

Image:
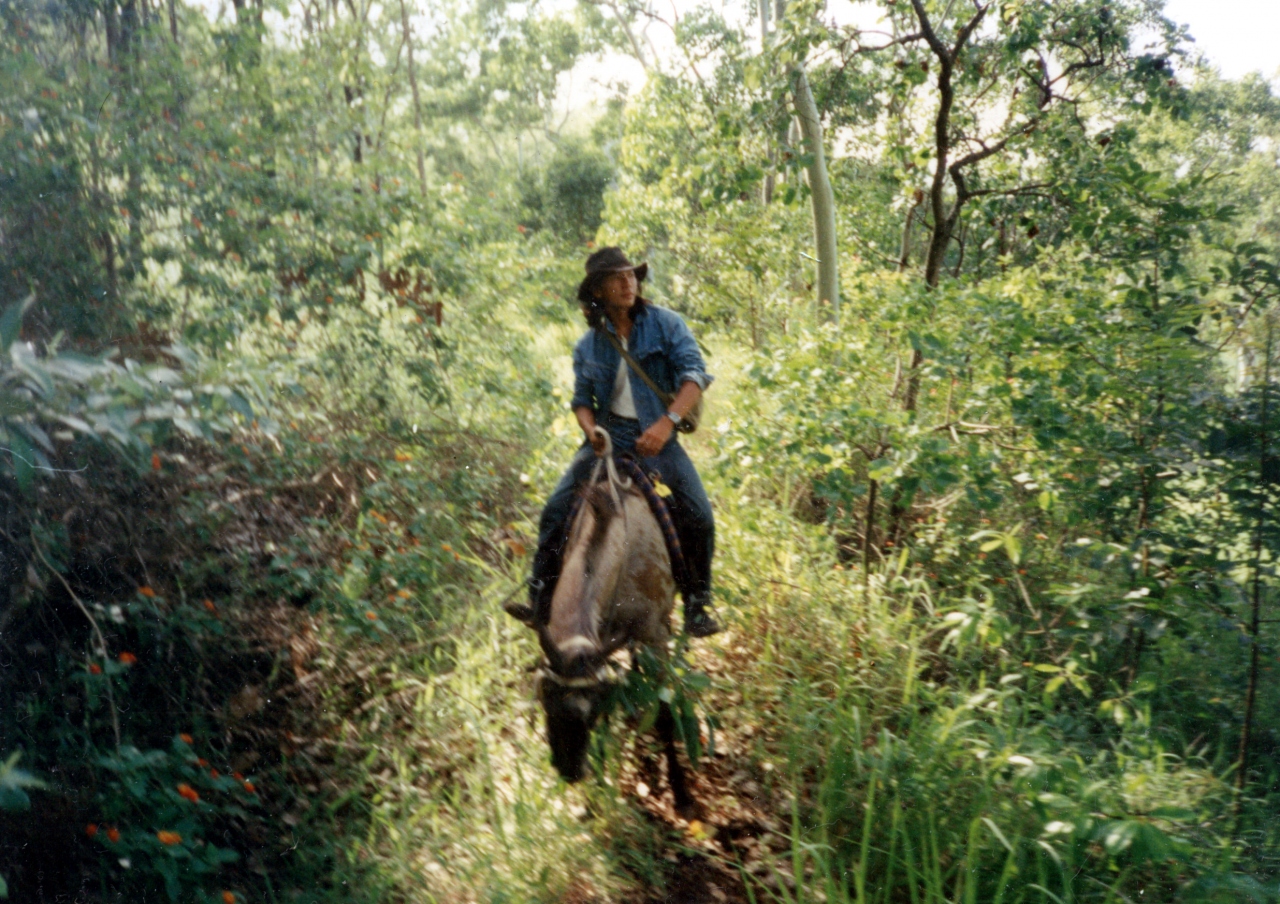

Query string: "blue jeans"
[[531, 416, 715, 613]]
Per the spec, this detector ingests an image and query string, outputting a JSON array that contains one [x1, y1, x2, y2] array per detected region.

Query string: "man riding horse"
[[527, 247, 720, 639]]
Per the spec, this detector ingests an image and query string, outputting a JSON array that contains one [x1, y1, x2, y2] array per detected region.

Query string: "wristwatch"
[[666, 410, 682, 427]]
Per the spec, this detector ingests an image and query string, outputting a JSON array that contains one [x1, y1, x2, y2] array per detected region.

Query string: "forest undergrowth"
[[5, 317, 1277, 903]]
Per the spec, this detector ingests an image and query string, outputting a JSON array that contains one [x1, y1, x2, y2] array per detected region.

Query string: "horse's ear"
[[503, 601, 535, 623]]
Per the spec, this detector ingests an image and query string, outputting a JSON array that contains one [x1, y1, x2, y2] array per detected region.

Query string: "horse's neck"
[[548, 495, 626, 652], [547, 489, 671, 661]]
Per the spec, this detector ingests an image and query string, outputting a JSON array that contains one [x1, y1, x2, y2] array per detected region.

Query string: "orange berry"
[[157, 830, 182, 846], [180, 733, 193, 744], [197, 758, 209, 767], [138, 586, 156, 598], [210, 769, 220, 779], [118, 652, 137, 665], [177, 783, 200, 803], [223, 893, 237, 904], [365, 611, 378, 620], [243, 781, 256, 794], [151, 453, 162, 471], [233, 772, 244, 781], [86, 823, 99, 837], [106, 827, 120, 843], [89, 663, 102, 675], [203, 599, 216, 612]]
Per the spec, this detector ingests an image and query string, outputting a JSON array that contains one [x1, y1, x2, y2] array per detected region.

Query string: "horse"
[[507, 427, 692, 810]]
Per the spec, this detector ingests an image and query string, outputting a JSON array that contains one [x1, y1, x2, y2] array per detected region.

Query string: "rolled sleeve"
[[678, 369, 714, 391], [570, 343, 594, 411], [666, 313, 714, 392]]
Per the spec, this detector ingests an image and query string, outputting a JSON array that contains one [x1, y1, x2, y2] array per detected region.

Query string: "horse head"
[[535, 663, 615, 782]]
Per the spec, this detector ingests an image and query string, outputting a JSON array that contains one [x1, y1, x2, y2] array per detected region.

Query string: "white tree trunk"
[[792, 68, 839, 323], [398, 0, 427, 196]]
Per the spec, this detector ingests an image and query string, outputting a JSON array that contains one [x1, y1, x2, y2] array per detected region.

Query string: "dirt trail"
[[608, 638, 791, 904]]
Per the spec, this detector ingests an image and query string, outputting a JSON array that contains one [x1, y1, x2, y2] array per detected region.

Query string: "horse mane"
[[571, 482, 622, 554]]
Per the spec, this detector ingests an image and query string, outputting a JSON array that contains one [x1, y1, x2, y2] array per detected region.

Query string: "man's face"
[[597, 269, 637, 312]]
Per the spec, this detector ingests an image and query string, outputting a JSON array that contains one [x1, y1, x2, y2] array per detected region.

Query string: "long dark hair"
[[577, 272, 650, 329]]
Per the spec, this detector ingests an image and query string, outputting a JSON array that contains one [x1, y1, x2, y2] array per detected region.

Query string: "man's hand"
[[635, 417, 674, 458], [588, 429, 608, 456]]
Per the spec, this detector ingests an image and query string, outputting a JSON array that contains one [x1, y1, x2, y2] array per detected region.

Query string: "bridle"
[[536, 662, 616, 689]]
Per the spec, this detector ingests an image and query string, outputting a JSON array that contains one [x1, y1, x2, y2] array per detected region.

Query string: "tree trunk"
[[759, 0, 774, 205], [862, 477, 878, 605], [104, 0, 118, 64], [791, 67, 839, 324], [1236, 318, 1272, 818], [899, 189, 923, 273], [603, 0, 648, 71], [398, 0, 427, 197], [921, 83, 955, 287], [168, 0, 177, 42]]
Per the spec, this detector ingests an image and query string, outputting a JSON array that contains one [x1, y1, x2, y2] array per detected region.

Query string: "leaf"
[[982, 817, 1014, 853], [0, 295, 33, 349], [1148, 806, 1195, 822], [6, 431, 36, 491], [16, 421, 54, 453]]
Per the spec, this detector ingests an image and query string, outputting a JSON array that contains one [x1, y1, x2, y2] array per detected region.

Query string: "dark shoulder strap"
[[599, 328, 674, 406]]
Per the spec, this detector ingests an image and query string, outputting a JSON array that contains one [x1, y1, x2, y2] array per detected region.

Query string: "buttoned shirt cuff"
[[678, 371, 714, 392]]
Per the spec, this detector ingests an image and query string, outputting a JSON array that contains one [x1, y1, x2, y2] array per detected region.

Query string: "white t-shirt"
[[610, 336, 638, 419]]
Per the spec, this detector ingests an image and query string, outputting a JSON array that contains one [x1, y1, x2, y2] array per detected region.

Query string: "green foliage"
[[0, 752, 43, 899], [1, 296, 252, 489], [90, 741, 249, 902], [523, 141, 614, 243], [604, 640, 717, 768]]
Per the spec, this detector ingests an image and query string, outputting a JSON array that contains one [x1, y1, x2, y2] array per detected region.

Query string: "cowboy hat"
[[577, 247, 648, 303]]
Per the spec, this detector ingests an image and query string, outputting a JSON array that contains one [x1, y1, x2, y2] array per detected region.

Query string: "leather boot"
[[529, 577, 555, 625], [683, 593, 721, 637], [505, 578, 551, 625]]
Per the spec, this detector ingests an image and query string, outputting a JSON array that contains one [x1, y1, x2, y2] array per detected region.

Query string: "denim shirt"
[[571, 304, 713, 433]]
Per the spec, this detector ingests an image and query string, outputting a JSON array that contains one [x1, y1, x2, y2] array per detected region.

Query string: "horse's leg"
[[656, 701, 694, 815]]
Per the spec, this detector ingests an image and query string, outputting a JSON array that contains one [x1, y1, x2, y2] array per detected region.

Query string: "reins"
[[587, 425, 632, 510]]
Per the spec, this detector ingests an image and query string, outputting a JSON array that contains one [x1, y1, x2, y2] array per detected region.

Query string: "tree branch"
[[953, 2, 990, 51], [907, 0, 949, 61]]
